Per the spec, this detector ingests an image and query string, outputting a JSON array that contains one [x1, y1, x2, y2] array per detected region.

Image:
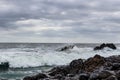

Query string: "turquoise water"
[[0, 66, 52, 79]]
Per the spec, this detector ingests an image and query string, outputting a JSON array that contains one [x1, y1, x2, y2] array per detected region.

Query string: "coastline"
[[23, 54, 120, 80], [23, 44, 120, 80]]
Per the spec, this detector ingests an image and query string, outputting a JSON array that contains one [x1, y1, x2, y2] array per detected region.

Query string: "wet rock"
[[89, 73, 100, 80], [89, 70, 115, 80], [79, 73, 89, 80], [57, 45, 75, 51], [52, 74, 65, 80], [103, 75, 118, 80], [94, 46, 102, 50], [69, 59, 84, 74], [94, 43, 117, 50], [23, 54, 120, 80], [64, 77, 77, 80], [48, 59, 84, 77], [111, 63, 120, 70], [94, 43, 105, 50], [116, 70, 120, 80], [0, 62, 9, 70], [98, 70, 115, 79], [48, 66, 70, 76], [23, 76, 33, 80], [106, 55, 120, 63], [106, 43, 117, 50], [67, 74, 75, 77], [23, 73, 48, 80], [84, 55, 105, 72]]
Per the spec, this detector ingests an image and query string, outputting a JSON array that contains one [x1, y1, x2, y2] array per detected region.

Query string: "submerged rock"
[[94, 43, 117, 50]]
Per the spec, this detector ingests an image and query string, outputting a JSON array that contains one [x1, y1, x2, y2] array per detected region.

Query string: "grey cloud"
[[0, 0, 120, 42]]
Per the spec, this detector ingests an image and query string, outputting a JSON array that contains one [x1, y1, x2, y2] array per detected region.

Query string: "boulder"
[[89, 70, 115, 80], [103, 75, 118, 80], [97, 70, 115, 79], [69, 59, 84, 74], [116, 70, 120, 80], [48, 66, 70, 76], [52, 74, 65, 80], [110, 63, 120, 70], [89, 73, 100, 80], [106, 55, 120, 63], [84, 55, 105, 72], [79, 73, 89, 80], [48, 59, 84, 76], [23, 73, 48, 80]]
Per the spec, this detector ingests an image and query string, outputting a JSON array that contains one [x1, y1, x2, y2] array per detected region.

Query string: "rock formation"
[[23, 54, 120, 80], [94, 43, 117, 50]]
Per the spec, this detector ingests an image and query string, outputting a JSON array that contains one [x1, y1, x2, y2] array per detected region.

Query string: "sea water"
[[0, 43, 120, 79]]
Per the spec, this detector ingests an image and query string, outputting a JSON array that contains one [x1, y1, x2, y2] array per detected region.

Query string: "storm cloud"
[[0, 0, 120, 43]]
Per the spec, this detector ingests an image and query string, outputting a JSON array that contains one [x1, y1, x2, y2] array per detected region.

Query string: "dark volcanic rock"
[[48, 66, 70, 76], [69, 59, 84, 74], [116, 70, 120, 80], [79, 73, 89, 80], [67, 74, 75, 77], [23, 73, 48, 80], [103, 75, 118, 80], [94, 43, 117, 50], [89, 70, 115, 80], [89, 73, 100, 80], [98, 70, 115, 79], [0, 62, 9, 70], [23, 76, 33, 80], [106, 55, 120, 63], [23, 55, 120, 80], [111, 63, 120, 70], [57, 45, 75, 51], [52, 74, 65, 80], [84, 55, 105, 72], [106, 43, 117, 50], [94, 46, 102, 50], [48, 59, 84, 76]]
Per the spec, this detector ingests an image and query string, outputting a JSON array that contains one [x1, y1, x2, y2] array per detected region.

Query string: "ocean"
[[0, 43, 120, 80]]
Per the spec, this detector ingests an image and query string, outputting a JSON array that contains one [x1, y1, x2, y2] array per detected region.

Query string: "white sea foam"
[[0, 46, 120, 68]]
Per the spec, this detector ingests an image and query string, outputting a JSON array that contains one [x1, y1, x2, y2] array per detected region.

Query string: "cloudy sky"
[[0, 0, 120, 43]]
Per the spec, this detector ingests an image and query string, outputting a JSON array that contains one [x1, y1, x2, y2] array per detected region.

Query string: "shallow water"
[[0, 66, 52, 79], [0, 43, 119, 79]]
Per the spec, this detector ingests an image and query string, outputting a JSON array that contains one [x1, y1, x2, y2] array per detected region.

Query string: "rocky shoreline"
[[23, 54, 120, 80], [23, 43, 120, 80]]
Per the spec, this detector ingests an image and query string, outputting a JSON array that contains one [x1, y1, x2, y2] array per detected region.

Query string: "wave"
[[0, 46, 120, 68]]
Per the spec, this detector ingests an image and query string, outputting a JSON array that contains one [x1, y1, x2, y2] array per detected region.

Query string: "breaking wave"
[[0, 46, 120, 68]]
